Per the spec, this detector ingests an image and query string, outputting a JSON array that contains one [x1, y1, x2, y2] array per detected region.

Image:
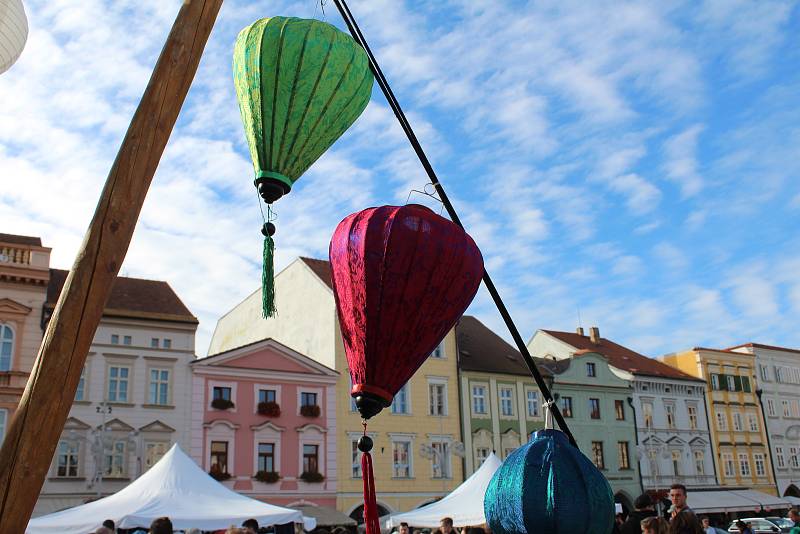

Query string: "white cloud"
[[653, 242, 688, 271], [663, 124, 704, 197]]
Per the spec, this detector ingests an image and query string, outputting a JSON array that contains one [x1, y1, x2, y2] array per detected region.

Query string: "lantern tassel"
[[361, 451, 380, 534], [262, 231, 276, 318]]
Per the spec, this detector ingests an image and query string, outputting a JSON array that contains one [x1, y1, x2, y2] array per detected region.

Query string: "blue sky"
[[2, 0, 799, 357]]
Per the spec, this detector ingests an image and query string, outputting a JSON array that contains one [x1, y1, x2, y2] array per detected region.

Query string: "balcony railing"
[[0, 246, 32, 265]]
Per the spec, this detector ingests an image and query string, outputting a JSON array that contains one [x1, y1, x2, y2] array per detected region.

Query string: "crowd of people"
[[89, 516, 265, 533]]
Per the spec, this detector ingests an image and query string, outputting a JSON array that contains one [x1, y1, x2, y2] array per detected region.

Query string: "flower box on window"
[[257, 401, 281, 417], [211, 398, 235, 410], [300, 471, 324, 483], [300, 404, 320, 418], [209, 466, 231, 481], [254, 470, 280, 484]]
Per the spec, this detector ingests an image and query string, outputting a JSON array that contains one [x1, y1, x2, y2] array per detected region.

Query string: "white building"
[[34, 268, 198, 516], [730, 343, 800, 498], [529, 327, 716, 492]]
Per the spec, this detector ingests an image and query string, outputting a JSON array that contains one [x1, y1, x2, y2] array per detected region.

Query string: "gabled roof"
[[193, 337, 337, 377], [541, 329, 702, 382], [298, 257, 332, 289], [46, 268, 197, 324], [726, 342, 800, 355], [0, 233, 42, 246], [457, 316, 552, 377]]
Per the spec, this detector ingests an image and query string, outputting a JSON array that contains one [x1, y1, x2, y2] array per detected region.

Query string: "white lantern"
[[0, 0, 28, 75]]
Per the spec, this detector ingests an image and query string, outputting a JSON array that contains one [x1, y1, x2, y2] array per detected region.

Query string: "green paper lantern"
[[233, 16, 374, 317]]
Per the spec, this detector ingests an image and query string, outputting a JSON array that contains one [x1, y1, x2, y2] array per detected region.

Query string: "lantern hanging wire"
[[331, 0, 578, 448]]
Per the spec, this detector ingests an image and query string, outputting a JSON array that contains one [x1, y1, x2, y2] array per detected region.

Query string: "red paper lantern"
[[329, 204, 484, 419]]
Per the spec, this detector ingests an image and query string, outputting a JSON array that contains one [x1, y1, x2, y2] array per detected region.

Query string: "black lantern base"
[[255, 176, 291, 204], [355, 392, 391, 420]]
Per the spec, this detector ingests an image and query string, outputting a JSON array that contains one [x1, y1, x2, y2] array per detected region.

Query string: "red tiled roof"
[[299, 257, 333, 289], [47, 269, 197, 323], [0, 233, 42, 246], [541, 330, 703, 382], [726, 342, 800, 355], [458, 316, 552, 377]]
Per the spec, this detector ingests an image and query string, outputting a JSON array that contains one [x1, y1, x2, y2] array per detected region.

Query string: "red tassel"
[[361, 451, 380, 534]]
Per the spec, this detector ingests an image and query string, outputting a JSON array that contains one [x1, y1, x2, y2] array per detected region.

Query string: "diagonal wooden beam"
[[0, 0, 224, 530]]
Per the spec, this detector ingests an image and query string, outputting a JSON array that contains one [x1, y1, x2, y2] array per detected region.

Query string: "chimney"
[[589, 326, 600, 344], [576, 327, 585, 336]]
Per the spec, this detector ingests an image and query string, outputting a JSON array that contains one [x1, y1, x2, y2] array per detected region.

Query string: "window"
[[351, 440, 361, 478], [617, 442, 629, 469], [671, 450, 681, 476], [739, 453, 751, 477], [148, 369, 170, 405], [123, 335, 132, 345], [776, 447, 786, 468], [303, 444, 319, 473], [722, 453, 735, 478], [711, 374, 719, 390], [647, 449, 659, 476], [258, 443, 275, 472], [104, 439, 127, 477], [664, 403, 676, 429], [694, 450, 705, 475], [210, 441, 228, 474], [163, 338, 172, 349], [392, 441, 411, 478], [615, 400, 625, 420], [586, 362, 596, 377], [527, 390, 540, 418], [560, 396, 573, 418], [391, 383, 409, 414], [589, 398, 601, 419], [429, 382, 447, 416], [783, 400, 791, 417], [503, 447, 515, 459], [767, 399, 776, 417], [732, 412, 743, 432], [747, 413, 758, 432], [301, 392, 318, 407], [0, 324, 13, 371], [349, 375, 357, 412], [0, 409, 6, 442], [212, 386, 231, 401], [591, 442, 605, 469], [431, 441, 451, 478], [151, 338, 159, 348], [258, 389, 276, 404], [476, 447, 490, 467], [753, 453, 766, 477], [726, 375, 735, 391], [759, 364, 769, 382], [111, 334, 119, 345], [108, 366, 130, 402], [741, 376, 751, 392], [56, 440, 80, 477], [642, 401, 653, 428], [790, 447, 799, 469], [75, 366, 86, 401], [716, 411, 727, 431], [500, 387, 514, 416], [431, 342, 445, 359], [145, 441, 169, 470], [472, 385, 487, 415], [687, 405, 698, 430], [793, 400, 800, 418]]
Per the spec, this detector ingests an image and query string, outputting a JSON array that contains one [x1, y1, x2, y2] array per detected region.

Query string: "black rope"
[[331, 0, 578, 448]]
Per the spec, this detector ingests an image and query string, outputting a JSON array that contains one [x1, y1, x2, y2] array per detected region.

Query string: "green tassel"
[[262, 233, 276, 318]]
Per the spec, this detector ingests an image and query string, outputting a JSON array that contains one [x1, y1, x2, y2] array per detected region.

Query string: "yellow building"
[[209, 257, 463, 519], [661, 348, 777, 495]]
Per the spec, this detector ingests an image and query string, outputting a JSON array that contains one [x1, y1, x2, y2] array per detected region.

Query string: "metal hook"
[[405, 182, 443, 206]]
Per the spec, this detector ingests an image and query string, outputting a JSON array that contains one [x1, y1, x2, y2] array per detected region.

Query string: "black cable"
[[331, 0, 577, 448]]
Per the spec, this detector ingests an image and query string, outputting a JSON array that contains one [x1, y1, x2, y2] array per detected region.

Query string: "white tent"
[[386, 454, 502, 528], [27, 444, 316, 533]]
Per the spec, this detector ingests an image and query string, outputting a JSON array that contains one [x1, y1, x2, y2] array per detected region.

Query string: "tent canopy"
[[688, 489, 793, 514], [386, 454, 502, 528], [27, 444, 316, 534]]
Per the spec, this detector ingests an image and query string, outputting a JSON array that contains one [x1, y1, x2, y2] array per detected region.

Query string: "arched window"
[[0, 324, 14, 372]]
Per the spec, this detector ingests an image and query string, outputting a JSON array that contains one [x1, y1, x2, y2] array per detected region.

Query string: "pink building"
[[190, 338, 338, 508]]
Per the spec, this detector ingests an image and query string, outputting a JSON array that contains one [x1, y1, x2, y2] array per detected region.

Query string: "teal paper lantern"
[[485, 429, 614, 534]]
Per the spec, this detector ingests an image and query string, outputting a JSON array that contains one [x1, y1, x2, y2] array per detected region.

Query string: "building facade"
[[661, 348, 776, 496], [531, 328, 715, 495], [190, 338, 338, 508], [729, 343, 800, 498], [34, 268, 199, 515], [208, 257, 464, 519], [456, 316, 549, 476], [0, 233, 51, 440]]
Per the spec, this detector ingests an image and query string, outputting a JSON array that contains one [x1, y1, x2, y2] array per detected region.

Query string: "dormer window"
[[586, 362, 596, 377]]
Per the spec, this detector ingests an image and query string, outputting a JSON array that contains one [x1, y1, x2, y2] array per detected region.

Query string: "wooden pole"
[[0, 0, 223, 530]]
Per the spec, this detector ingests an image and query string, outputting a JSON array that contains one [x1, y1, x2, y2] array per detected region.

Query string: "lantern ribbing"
[[331, 0, 578, 448]]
